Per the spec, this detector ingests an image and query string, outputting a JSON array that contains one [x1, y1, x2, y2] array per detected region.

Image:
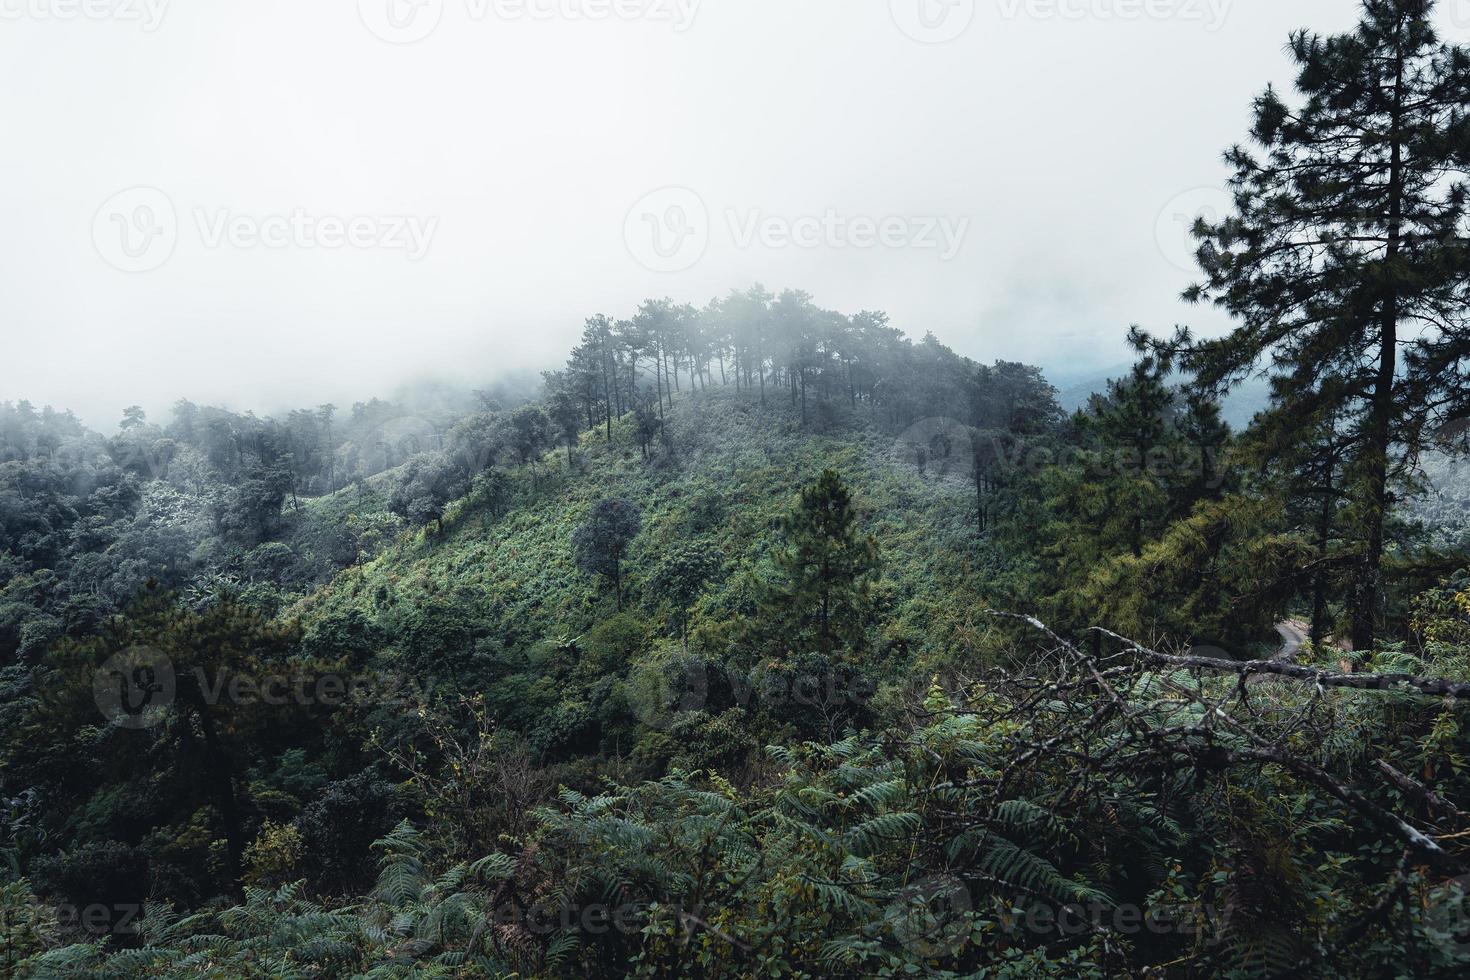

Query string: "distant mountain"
[[1045, 364, 1272, 431]]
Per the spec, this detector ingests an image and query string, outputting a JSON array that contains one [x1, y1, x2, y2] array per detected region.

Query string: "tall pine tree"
[[1148, 0, 1470, 653], [763, 470, 881, 657]]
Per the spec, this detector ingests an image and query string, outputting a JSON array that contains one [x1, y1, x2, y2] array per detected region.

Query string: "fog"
[[4, 0, 1461, 429]]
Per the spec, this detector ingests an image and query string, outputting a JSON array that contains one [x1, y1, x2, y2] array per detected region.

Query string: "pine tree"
[[1149, 0, 1470, 653], [1082, 354, 1178, 560], [765, 470, 881, 656]]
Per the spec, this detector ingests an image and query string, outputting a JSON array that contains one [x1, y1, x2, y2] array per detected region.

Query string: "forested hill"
[[292, 386, 997, 719], [0, 283, 1267, 974], [7, 272, 1470, 976], [0, 288, 1063, 669]]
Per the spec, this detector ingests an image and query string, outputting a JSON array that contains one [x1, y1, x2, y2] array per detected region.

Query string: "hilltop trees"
[[542, 287, 1073, 536], [1149, 0, 1470, 652]]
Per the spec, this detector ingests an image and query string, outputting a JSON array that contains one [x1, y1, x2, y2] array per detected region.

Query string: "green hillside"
[[290, 388, 999, 769]]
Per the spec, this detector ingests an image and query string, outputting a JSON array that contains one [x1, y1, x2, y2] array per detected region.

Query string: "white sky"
[[4, 0, 1465, 428]]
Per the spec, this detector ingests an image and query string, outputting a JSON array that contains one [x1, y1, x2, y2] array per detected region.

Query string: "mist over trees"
[[3, 1, 1470, 977]]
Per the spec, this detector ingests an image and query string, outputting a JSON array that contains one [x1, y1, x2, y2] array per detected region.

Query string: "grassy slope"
[[289, 387, 1006, 701]]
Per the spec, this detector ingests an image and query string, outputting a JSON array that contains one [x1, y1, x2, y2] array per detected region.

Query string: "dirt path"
[[1274, 620, 1309, 663], [1272, 619, 1357, 673]]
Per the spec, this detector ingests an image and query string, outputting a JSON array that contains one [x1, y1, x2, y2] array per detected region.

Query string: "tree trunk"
[[1350, 46, 1406, 659], [1311, 450, 1337, 651], [604, 353, 614, 443], [757, 340, 766, 406]]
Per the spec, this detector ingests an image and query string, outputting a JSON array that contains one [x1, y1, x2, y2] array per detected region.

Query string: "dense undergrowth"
[[4, 375, 1470, 978]]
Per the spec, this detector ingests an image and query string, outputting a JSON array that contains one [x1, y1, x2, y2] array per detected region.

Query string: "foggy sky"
[[5, 0, 1464, 429]]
